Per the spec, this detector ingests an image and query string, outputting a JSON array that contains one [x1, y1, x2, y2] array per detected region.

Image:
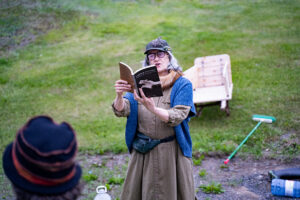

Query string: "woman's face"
[[147, 50, 170, 76]]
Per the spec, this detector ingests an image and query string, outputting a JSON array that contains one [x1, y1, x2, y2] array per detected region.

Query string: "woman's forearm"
[[113, 79, 132, 111], [151, 107, 169, 123], [114, 94, 125, 112]]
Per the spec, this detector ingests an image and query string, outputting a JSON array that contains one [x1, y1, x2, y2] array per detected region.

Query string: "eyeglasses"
[[147, 51, 166, 61]]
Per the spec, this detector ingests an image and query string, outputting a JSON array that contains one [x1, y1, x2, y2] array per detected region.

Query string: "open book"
[[119, 62, 163, 98]]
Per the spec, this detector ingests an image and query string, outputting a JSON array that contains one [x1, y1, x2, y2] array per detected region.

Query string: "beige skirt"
[[120, 139, 195, 200]]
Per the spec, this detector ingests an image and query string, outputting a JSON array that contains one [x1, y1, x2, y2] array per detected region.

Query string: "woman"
[[113, 37, 196, 200]]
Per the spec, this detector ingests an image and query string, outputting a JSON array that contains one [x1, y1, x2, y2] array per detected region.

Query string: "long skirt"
[[120, 140, 195, 200]]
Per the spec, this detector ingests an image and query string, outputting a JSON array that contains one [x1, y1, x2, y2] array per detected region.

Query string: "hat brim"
[[144, 47, 167, 54], [3, 143, 82, 195]]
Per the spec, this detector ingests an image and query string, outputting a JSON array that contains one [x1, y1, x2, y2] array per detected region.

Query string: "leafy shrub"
[[108, 176, 124, 185], [198, 169, 206, 177], [199, 182, 224, 194], [83, 173, 98, 182]]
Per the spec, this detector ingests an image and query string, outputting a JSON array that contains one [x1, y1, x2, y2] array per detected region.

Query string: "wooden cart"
[[183, 54, 233, 116]]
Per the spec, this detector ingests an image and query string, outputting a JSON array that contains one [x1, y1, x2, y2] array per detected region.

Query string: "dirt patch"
[[78, 153, 300, 200], [0, 0, 79, 57], [194, 156, 300, 200]]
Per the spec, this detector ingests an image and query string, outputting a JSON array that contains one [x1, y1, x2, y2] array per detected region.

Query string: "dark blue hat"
[[144, 37, 172, 54], [2, 116, 82, 195]]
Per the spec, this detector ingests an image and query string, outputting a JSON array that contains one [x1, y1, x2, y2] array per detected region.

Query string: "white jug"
[[93, 186, 112, 200]]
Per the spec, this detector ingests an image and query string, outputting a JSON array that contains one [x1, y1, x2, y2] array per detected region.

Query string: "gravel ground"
[[194, 156, 300, 200], [1, 153, 299, 200], [80, 153, 300, 200]]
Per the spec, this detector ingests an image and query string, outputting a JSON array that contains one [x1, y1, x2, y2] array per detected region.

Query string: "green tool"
[[224, 115, 276, 165]]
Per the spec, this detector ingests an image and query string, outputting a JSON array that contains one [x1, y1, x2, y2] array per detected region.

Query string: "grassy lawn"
[[0, 0, 299, 199]]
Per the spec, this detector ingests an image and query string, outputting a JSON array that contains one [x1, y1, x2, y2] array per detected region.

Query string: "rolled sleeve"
[[112, 98, 131, 117], [167, 105, 190, 126]]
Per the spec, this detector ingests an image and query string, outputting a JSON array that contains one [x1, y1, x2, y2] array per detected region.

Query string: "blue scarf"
[[124, 76, 196, 158]]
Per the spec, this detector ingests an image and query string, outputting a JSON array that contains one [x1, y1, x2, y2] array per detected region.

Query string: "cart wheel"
[[196, 105, 203, 117]]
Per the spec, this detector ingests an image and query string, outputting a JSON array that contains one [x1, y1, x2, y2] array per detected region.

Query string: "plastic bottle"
[[271, 178, 300, 198], [94, 186, 112, 200]]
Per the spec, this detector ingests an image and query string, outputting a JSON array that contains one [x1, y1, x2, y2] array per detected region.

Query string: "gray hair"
[[142, 51, 182, 72]]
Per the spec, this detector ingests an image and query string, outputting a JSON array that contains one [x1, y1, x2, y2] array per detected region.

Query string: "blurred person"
[[113, 37, 197, 200], [2, 115, 83, 200]]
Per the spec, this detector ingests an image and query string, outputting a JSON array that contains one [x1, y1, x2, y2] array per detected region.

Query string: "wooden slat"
[[193, 86, 232, 103], [197, 65, 223, 77], [194, 54, 230, 66], [193, 54, 232, 85], [197, 75, 225, 87]]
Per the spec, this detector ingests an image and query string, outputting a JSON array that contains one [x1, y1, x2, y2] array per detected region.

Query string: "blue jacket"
[[124, 76, 196, 158]]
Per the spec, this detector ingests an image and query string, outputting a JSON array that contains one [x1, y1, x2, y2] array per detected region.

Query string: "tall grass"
[[0, 0, 299, 187]]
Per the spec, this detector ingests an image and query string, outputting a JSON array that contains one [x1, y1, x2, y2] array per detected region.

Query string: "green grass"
[[199, 182, 225, 194], [83, 173, 98, 182], [199, 169, 207, 178], [193, 154, 205, 166], [0, 0, 300, 198]]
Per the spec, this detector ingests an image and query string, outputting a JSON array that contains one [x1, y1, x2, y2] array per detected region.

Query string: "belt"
[[160, 135, 175, 143], [132, 132, 176, 154]]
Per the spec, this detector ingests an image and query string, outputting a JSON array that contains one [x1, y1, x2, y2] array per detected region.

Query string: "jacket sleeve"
[[172, 78, 196, 118], [167, 105, 190, 126]]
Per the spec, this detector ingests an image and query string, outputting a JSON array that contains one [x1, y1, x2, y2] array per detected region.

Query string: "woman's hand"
[[134, 88, 156, 112], [113, 80, 131, 111], [114, 80, 131, 97], [134, 88, 169, 122]]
